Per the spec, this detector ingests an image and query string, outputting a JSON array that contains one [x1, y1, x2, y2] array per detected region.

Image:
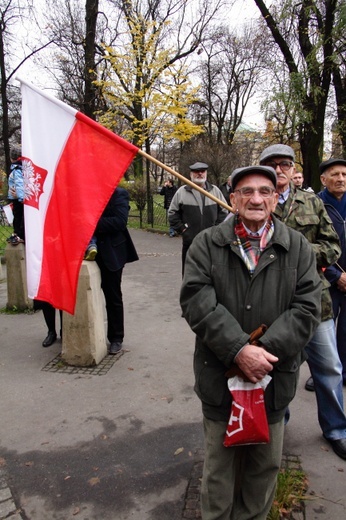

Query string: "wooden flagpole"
[[137, 148, 234, 213]]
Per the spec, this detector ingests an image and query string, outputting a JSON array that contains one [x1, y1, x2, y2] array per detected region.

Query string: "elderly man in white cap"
[[181, 164, 321, 519], [259, 144, 346, 460], [168, 161, 228, 273]]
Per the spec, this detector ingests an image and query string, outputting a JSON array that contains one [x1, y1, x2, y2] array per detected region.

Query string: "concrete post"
[[4, 243, 33, 310], [61, 261, 107, 366]]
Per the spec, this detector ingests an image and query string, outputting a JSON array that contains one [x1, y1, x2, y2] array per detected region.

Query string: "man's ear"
[[271, 192, 279, 211]]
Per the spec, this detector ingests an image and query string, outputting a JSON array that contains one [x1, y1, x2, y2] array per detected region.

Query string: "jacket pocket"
[[294, 214, 320, 226], [193, 350, 227, 407], [270, 357, 300, 410], [292, 214, 320, 241]]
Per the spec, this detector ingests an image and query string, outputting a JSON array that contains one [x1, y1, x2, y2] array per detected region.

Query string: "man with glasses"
[[168, 161, 228, 273], [181, 165, 321, 519], [259, 144, 346, 460]]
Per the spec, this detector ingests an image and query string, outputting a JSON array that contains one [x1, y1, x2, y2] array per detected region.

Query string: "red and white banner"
[[19, 78, 138, 314]]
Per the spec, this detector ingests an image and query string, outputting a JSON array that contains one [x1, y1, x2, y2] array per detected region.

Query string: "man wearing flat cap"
[[318, 158, 346, 386], [168, 161, 228, 273], [181, 165, 321, 519], [259, 144, 346, 461]]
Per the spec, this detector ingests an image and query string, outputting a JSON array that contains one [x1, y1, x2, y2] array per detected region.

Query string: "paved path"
[[0, 228, 345, 519]]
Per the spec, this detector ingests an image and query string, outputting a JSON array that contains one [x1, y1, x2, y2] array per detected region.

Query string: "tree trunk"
[[132, 153, 143, 178], [300, 127, 324, 192], [254, 0, 337, 187], [332, 67, 346, 158], [0, 25, 10, 174], [83, 0, 98, 119]]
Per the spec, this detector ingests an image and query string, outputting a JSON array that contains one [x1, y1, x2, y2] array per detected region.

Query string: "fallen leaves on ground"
[[88, 477, 100, 486], [174, 447, 184, 456]]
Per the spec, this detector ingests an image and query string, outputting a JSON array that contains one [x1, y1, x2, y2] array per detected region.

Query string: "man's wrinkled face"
[[261, 157, 294, 191], [190, 169, 207, 185], [321, 165, 346, 200], [230, 174, 279, 231], [292, 172, 303, 188]]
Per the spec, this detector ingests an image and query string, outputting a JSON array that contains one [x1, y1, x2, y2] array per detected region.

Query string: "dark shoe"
[[327, 438, 346, 460], [7, 233, 24, 246], [42, 331, 57, 347], [109, 341, 123, 355], [305, 376, 315, 391]]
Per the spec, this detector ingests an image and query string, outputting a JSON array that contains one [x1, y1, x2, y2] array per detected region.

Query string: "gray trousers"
[[201, 417, 285, 520]]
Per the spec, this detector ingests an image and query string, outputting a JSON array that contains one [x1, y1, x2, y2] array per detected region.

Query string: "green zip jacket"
[[180, 215, 322, 423], [273, 183, 341, 320]]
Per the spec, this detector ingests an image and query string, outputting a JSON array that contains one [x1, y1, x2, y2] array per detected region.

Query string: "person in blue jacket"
[[319, 158, 346, 384], [7, 147, 25, 245]]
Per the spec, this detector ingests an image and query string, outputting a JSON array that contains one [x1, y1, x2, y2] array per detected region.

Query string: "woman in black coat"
[[94, 187, 138, 354]]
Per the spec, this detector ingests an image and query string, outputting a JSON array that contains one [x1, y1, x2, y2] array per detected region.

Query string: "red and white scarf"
[[234, 214, 274, 274]]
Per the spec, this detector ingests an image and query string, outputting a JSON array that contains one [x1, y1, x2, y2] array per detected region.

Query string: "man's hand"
[[9, 187, 16, 197], [336, 273, 346, 292], [235, 344, 278, 383]]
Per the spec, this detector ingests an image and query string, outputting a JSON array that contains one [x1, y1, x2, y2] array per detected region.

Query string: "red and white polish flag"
[[19, 78, 138, 314]]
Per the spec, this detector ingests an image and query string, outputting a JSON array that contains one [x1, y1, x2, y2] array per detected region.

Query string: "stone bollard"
[[61, 261, 107, 366], [4, 243, 33, 310]]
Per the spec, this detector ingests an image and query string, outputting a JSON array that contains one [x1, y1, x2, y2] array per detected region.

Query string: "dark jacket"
[[273, 183, 341, 320], [168, 181, 228, 246], [318, 189, 346, 285], [180, 215, 321, 424], [95, 187, 138, 271], [219, 181, 232, 204], [160, 185, 177, 209]]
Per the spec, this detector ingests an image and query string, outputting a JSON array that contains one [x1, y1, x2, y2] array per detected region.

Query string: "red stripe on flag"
[[76, 112, 138, 154], [35, 116, 138, 314]]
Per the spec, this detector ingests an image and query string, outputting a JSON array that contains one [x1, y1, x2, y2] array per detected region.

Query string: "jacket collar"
[[184, 180, 213, 193], [212, 214, 291, 252], [290, 183, 310, 203]]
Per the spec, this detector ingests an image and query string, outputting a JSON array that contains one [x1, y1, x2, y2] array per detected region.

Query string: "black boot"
[[42, 331, 57, 347]]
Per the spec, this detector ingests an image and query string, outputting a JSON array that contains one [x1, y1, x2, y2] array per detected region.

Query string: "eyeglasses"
[[234, 186, 276, 198], [264, 160, 293, 172], [192, 169, 207, 173]]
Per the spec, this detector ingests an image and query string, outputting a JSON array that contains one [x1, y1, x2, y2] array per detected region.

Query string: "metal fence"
[[0, 201, 13, 255], [128, 195, 170, 233]]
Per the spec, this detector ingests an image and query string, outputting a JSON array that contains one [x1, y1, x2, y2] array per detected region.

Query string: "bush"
[[125, 179, 152, 211]]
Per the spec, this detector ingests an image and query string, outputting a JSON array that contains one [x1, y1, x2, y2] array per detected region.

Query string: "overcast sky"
[[229, 1, 265, 129], [17, 0, 266, 129]]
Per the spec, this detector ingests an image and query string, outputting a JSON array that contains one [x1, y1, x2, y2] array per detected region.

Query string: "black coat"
[[219, 181, 232, 203], [160, 185, 177, 209], [95, 187, 138, 271]]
